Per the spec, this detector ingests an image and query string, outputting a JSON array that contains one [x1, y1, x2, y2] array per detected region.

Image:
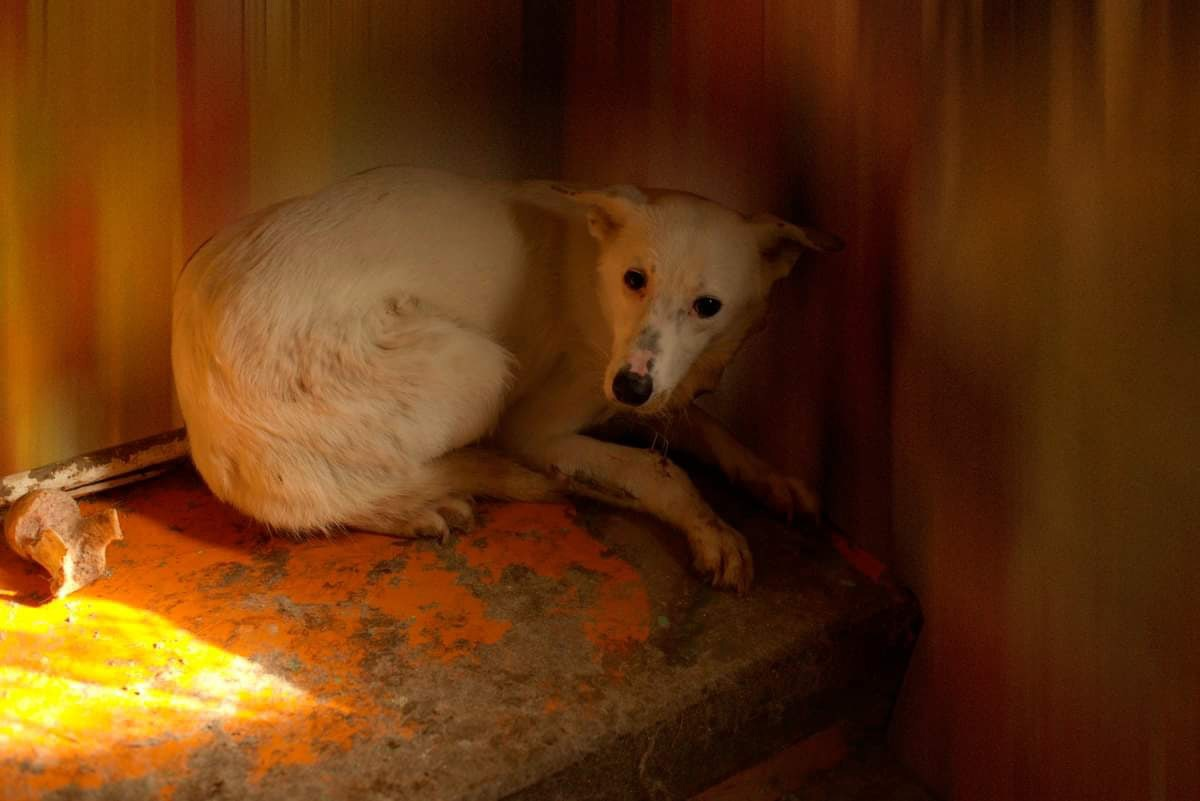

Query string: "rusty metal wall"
[[0, 0, 536, 474], [889, 4, 1200, 799], [3, 3, 1198, 797]]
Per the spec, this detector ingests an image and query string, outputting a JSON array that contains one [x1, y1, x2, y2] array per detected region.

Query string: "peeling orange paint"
[[365, 549, 511, 662], [831, 534, 888, 583], [457, 504, 652, 654], [0, 471, 651, 799]]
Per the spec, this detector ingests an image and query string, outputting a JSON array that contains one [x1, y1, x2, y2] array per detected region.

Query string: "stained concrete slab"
[[1, 466, 918, 801]]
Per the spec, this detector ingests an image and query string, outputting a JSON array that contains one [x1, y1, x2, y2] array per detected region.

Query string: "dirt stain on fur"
[[566, 469, 638, 502]]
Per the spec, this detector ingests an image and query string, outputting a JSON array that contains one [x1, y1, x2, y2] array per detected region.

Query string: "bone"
[[3, 489, 123, 598]]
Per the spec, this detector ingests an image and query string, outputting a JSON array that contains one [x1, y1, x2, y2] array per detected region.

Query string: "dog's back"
[[172, 167, 579, 531]]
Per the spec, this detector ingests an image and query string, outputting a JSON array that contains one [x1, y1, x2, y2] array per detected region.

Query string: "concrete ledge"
[[0, 467, 918, 801]]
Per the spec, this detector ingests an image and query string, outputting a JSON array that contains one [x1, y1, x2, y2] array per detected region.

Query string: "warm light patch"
[[0, 471, 651, 798], [0, 597, 315, 798]]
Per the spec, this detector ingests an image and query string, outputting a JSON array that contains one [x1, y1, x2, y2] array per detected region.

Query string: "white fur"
[[172, 166, 840, 591]]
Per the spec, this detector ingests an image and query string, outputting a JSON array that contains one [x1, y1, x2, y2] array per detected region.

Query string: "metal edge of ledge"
[[0, 428, 190, 509]]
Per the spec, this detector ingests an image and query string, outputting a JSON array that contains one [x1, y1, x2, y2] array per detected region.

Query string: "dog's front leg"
[[524, 434, 753, 592], [661, 405, 821, 525]]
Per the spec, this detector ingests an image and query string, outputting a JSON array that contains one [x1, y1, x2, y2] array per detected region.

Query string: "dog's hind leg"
[[344, 447, 563, 539], [277, 305, 566, 539]]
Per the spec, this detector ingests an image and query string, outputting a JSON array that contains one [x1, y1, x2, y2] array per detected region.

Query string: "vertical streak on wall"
[[0, 3, 31, 469], [177, 0, 251, 261], [244, 0, 334, 207], [91, 2, 183, 445], [518, 0, 572, 179]]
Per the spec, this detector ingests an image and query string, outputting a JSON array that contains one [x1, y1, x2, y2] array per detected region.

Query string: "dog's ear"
[[552, 184, 646, 241], [751, 213, 844, 283]]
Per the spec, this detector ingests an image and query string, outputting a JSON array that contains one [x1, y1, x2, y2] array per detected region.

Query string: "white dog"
[[172, 167, 841, 592]]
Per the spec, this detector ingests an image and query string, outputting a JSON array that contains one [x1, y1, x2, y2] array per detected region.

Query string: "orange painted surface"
[[830, 534, 888, 584], [457, 504, 652, 655], [0, 471, 650, 800]]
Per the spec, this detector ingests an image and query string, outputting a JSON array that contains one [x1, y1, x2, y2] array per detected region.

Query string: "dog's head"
[[556, 184, 842, 414]]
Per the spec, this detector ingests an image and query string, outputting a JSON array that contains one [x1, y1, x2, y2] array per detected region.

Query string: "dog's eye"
[[692, 296, 722, 318], [623, 269, 647, 291]]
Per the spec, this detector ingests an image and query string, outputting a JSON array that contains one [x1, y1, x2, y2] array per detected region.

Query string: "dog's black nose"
[[612, 369, 653, 406]]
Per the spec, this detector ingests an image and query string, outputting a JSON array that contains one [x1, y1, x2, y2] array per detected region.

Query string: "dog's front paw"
[[744, 471, 820, 525], [686, 518, 753, 593]]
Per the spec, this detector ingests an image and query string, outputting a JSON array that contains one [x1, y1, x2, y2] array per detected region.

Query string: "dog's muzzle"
[[612, 368, 653, 407]]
